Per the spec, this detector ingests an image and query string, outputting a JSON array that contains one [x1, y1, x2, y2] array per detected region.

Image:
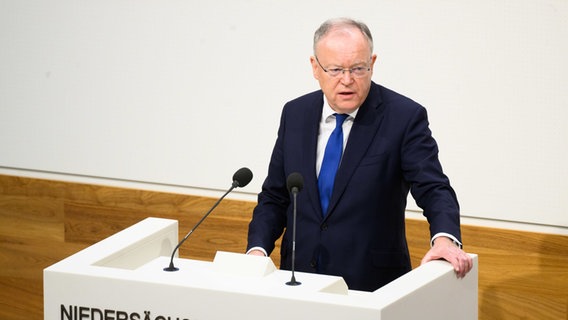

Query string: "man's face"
[[310, 27, 377, 114]]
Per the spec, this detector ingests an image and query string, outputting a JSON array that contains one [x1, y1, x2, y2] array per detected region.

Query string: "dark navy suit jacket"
[[247, 82, 461, 292]]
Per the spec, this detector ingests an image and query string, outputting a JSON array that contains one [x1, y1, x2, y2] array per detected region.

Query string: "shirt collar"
[[322, 95, 359, 121]]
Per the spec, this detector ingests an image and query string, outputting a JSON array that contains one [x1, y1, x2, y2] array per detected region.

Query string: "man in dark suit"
[[247, 17, 472, 292]]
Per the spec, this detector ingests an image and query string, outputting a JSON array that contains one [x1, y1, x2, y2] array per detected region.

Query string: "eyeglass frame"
[[314, 55, 372, 78]]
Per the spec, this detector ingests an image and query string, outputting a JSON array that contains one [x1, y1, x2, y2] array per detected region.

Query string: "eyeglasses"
[[315, 56, 371, 78]]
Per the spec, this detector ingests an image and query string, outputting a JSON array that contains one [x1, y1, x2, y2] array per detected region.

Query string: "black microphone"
[[285, 172, 303, 286], [286, 172, 304, 194], [164, 167, 253, 271]]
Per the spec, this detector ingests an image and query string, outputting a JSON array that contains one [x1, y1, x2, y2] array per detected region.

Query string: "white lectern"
[[44, 217, 478, 320]]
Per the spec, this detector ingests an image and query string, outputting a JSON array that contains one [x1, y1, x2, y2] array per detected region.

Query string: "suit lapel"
[[325, 83, 385, 219], [301, 93, 326, 218]]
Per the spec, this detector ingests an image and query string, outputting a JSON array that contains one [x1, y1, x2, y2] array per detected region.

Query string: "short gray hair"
[[313, 18, 374, 55]]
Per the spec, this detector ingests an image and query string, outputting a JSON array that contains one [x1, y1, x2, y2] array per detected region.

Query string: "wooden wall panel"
[[0, 278, 43, 319], [463, 225, 568, 319], [0, 174, 566, 320], [63, 201, 256, 261]]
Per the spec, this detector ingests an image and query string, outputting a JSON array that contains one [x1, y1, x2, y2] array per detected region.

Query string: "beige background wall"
[[1, 0, 568, 228]]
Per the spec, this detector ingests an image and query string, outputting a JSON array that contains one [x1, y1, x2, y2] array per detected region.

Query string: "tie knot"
[[334, 113, 348, 128]]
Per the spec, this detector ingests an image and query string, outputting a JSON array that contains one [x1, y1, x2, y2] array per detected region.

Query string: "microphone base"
[[286, 274, 301, 286], [163, 266, 179, 272]]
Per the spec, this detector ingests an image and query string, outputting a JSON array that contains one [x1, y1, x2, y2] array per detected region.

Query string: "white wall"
[[1, 0, 567, 230]]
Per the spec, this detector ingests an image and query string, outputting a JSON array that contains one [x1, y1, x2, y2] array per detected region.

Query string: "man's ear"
[[310, 56, 320, 80]]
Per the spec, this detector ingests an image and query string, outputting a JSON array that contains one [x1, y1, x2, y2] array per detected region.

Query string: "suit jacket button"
[[310, 260, 317, 268], [321, 223, 328, 231]]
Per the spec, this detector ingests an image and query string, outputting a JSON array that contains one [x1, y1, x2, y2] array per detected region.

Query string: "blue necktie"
[[318, 113, 348, 216]]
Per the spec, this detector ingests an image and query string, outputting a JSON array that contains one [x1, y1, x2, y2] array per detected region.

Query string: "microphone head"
[[286, 172, 304, 193], [232, 167, 253, 188]]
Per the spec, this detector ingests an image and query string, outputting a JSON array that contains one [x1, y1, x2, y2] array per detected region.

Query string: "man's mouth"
[[339, 91, 355, 97]]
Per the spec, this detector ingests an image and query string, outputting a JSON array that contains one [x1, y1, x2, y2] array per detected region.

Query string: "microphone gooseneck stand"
[[163, 185, 235, 272], [285, 186, 301, 286], [285, 171, 303, 286], [164, 167, 253, 272]]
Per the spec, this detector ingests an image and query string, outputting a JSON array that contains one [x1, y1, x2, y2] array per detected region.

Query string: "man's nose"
[[340, 70, 355, 83]]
